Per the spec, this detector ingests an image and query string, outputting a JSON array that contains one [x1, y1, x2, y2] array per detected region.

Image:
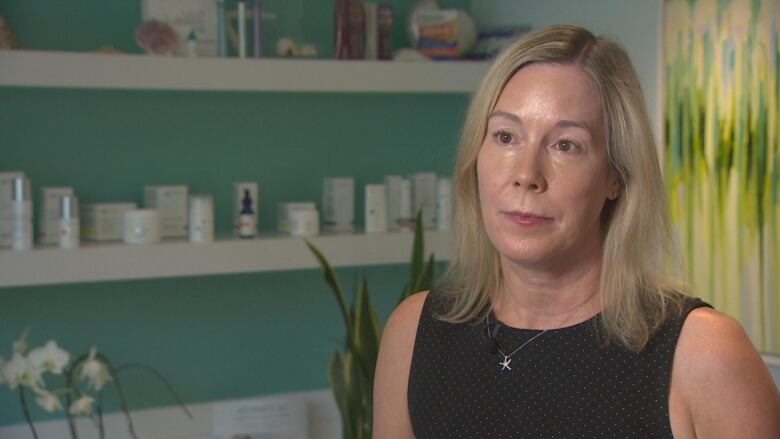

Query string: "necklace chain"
[[488, 293, 595, 371]]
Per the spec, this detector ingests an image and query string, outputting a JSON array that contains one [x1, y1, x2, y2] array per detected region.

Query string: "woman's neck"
[[493, 255, 603, 330]]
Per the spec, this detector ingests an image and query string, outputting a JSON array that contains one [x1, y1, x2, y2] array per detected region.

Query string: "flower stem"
[[91, 354, 137, 439], [66, 353, 88, 439], [117, 363, 193, 419], [96, 389, 106, 439], [18, 388, 39, 439]]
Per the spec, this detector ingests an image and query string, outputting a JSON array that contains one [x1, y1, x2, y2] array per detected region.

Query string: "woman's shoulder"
[[675, 306, 760, 365], [384, 290, 430, 339], [373, 291, 431, 438], [670, 305, 780, 437]]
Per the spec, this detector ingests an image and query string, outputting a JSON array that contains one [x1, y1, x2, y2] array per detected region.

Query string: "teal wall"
[[0, 0, 471, 427]]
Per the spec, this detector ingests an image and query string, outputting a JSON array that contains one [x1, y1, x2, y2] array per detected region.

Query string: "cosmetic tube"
[[58, 195, 79, 249], [189, 194, 214, 243], [365, 184, 387, 233], [10, 177, 32, 250], [238, 0, 247, 58]]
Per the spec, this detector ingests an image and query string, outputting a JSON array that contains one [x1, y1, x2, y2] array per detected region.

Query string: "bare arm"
[[372, 291, 428, 439], [670, 307, 780, 438]]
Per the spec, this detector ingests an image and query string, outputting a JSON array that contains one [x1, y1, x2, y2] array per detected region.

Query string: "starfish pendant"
[[499, 356, 512, 371]]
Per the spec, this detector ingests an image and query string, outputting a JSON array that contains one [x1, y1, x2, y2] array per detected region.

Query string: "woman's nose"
[[512, 145, 548, 192]]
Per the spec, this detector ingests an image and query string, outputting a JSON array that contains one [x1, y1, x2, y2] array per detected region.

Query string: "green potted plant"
[[306, 212, 435, 439]]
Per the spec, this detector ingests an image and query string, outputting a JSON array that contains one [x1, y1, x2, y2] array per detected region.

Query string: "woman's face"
[[477, 63, 619, 272]]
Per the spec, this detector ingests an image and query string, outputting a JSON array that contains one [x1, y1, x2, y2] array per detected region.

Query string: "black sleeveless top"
[[408, 292, 710, 438]]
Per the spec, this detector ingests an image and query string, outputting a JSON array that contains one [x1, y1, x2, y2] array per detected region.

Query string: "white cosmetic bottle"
[[365, 184, 387, 233], [58, 195, 80, 249], [189, 194, 214, 243], [10, 177, 32, 250]]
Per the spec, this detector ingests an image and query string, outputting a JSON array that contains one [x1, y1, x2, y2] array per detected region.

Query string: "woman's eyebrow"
[[557, 119, 594, 133], [488, 111, 593, 134], [488, 110, 521, 124]]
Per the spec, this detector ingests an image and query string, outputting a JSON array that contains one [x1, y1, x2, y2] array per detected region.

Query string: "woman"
[[373, 25, 780, 438]]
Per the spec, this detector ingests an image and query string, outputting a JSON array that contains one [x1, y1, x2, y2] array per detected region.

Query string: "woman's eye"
[[494, 130, 513, 144], [556, 139, 578, 153]]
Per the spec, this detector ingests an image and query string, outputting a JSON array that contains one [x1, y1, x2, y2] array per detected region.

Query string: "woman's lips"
[[502, 211, 553, 226]]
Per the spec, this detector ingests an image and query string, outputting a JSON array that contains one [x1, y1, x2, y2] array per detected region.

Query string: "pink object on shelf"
[[135, 20, 179, 55]]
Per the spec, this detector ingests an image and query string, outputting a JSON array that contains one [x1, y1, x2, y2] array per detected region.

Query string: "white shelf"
[[0, 50, 489, 93], [0, 230, 451, 288]]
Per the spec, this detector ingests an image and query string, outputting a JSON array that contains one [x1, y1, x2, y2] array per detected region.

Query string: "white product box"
[[323, 177, 354, 232], [38, 187, 74, 245], [410, 172, 438, 229], [436, 177, 452, 231], [80, 202, 137, 242], [144, 185, 189, 238], [399, 178, 413, 232], [384, 176, 401, 231], [234, 182, 259, 237], [0, 171, 25, 248], [365, 184, 387, 233], [277, 202, 317, 233]]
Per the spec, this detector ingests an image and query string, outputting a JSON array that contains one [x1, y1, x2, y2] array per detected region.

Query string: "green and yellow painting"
[[665, 0, 779, 352]]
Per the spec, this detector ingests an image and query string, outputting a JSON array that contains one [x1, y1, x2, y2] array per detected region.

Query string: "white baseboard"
[[0, 389, 341, 439]]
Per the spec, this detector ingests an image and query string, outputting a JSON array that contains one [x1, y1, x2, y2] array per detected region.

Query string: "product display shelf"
[[0, 50, 490, 93], [0, 230, 451, 288]]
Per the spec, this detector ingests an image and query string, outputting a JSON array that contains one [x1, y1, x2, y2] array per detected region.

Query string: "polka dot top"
[[407, 291, 710, 438]]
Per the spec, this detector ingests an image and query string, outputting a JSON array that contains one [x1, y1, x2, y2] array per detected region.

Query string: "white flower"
[[28, 340, 70, 375], [68, 395, 94, 416], [79, 347, 111, 391], [1, 353, 43, 389], [34, 388, 63, 413], [12, 328, 30, 354]]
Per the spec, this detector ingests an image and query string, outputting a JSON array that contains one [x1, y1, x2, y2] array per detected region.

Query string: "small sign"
[[211, 396, 309, 439]]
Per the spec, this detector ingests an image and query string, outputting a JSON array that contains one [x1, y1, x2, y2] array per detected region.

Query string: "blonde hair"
[[439, 24, 686, 351]]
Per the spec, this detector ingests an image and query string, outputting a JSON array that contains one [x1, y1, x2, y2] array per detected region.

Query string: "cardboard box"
[[81, 202, 137, 241], [38, 187, 75, 245], [323, 177, 354, 232], [144, 185, 188, 238], [410, 172, 438, 229]]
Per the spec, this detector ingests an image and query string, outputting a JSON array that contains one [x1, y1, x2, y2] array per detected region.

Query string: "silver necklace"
[[488, 295, 594, 372]]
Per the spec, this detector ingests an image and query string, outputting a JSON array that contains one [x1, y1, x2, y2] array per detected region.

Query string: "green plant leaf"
[[306, 240, 353, 339], [353, 279, 381, 385], [344, 352, 364, 439], [408, 210, 425, 289], [329, 352, 353, 439], [413, 254, 436, 293]]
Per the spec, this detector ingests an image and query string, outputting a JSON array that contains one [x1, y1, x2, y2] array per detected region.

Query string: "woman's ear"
[[607, 174, 621, 200]]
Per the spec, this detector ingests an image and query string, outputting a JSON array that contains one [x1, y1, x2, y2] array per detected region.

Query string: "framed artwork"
[[142, 0, 218, 56], [664, 0, 779, 353]]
